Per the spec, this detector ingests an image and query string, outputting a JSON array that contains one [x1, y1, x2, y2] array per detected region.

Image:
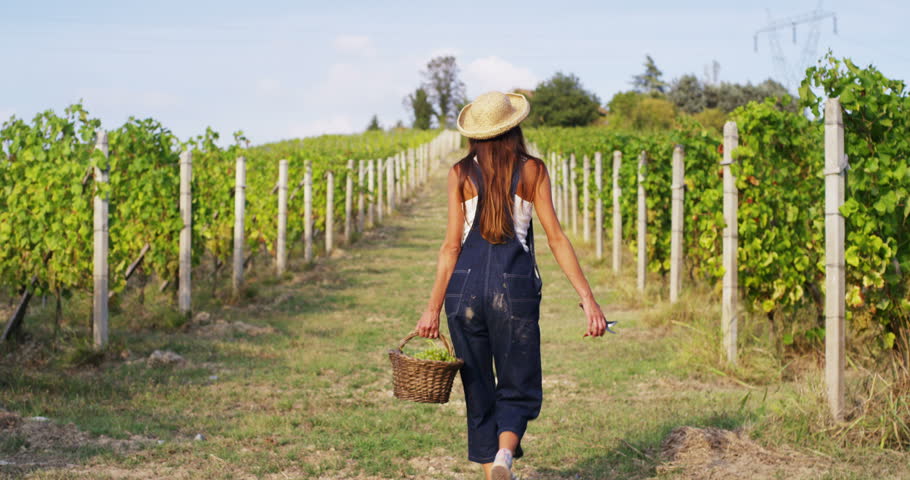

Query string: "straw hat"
[[456, 91, 530, 140]]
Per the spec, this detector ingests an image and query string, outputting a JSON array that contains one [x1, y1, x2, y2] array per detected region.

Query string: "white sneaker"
[[491, 448, 513, 480]]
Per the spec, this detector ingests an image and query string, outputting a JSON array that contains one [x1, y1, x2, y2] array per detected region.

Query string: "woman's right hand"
[[579, 297, 608, 337], [415, 309, 440, 338]]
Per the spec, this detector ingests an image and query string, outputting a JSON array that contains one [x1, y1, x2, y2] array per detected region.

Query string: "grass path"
[[2, 150, 908, 479]]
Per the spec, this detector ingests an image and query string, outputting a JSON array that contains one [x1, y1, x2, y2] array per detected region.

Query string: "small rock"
[[27, 416, 50, 422], [157, 440, 165, 445], [147, 350, 185, 367], [194, 433, 206, 442], [208, 375, 219, 381], [0, 460, 11, 465]]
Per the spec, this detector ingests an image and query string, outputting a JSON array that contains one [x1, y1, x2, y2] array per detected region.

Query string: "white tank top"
[[461, 156, 534, 252]]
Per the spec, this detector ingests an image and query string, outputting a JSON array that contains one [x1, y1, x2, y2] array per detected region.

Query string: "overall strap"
[[510, 157, 542, 284], [467, 158, 485, 201]]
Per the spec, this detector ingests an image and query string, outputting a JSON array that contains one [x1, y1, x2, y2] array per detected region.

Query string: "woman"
[[415, 91, 610, 480]]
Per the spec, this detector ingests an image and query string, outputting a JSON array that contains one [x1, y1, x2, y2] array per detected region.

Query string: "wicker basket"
[[388, 331, 464, 404]]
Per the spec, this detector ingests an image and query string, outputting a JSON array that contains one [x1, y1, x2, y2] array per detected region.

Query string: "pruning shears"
[[578, 303, 618, 336]]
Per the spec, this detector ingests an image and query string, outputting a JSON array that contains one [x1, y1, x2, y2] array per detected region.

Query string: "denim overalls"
[[444, 157, 543, 464]]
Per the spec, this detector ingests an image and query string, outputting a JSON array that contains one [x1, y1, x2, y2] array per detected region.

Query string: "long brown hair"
[[455, 125, 545, 244]]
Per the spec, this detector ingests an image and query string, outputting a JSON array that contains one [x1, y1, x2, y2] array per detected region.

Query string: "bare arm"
[[532, 162, 608, 337], [416, 166, 464, 338]]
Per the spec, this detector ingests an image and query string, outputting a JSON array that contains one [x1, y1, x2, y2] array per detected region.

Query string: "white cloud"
[[463, 56, 538, 97], [75, 87, 181, 110], [286, 114, 357, 138], [333, 35, 376, 57]]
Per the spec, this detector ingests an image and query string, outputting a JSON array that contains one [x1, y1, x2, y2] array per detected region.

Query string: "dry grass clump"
[[832, 330, 910, 450], [656, 425, 830, 479]]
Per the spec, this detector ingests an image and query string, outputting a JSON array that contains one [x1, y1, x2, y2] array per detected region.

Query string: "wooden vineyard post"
[[636, 151, 647, 292], [424, 144, 430, 183], [402, 151, 409, 197], [399, 154, 404, 199], [402, 154, 407, 198], [612, 151, 622, 273], [367, 159, 375, 227], [670, 146, 685, 303], [426, 145, 430, 181], [722, 121, 739, 365], [325, 170, 334, 255], [583, 154, 591, 243], [345, 160, 354, 244], [400, 154, 405, 199], [276, 160, 289, 276], [303, 160, 314, 262], [417, 147, 422, 185], [561, 157, 570, 228], [377, 159, 384, 223], [400, 154, 406, 200], [409, 149, 416, 192], [395, 154, 402, 203], [93, 130, 109, 348], [595, 152, 603, 259], [570, 154, 578, 236], [357, 160, 365, 232], [179, 150, 192, 313], [387, 156, 396, 213], [824, 97, 846, 421], [232, 155, 246, 296]]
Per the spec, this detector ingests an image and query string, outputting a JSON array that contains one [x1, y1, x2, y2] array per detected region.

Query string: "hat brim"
[[456, 93, 530, 140]]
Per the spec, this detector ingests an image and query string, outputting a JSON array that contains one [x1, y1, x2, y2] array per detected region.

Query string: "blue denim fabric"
[[444, 159, 543, 464]]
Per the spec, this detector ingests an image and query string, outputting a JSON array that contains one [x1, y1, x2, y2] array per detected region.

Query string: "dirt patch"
[[654, 426, 833, 479], [192, 319, 276, 338], [406, 453, 472, 479], [0, 408, 155, 474]]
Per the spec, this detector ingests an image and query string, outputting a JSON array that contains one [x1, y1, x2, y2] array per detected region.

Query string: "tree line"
[[389, 54, 793, 134]]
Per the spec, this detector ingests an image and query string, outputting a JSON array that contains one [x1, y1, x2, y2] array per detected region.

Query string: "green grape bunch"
[[410, 339, 457, 362]]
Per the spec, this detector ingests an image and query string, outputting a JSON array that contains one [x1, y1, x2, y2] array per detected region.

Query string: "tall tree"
[[668, 74, 706, 114], [525, 72, 602, 127], [403, 87, 435, 130], [421, 56, 466, 129], [631, 55, 667, 95], [606, 91, 677, 131], [366, 114, 381, 131]]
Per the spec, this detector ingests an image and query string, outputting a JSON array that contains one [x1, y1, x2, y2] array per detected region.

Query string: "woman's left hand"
[[415, 309, 440, 338]]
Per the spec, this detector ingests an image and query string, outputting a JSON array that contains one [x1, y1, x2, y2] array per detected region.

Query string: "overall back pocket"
[[444, 269, 471, 317]]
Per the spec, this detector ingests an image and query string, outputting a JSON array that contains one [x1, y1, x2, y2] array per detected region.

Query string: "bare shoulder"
[[519, 155, 547, 200], [449, 161, 475, 199], [521, 155, 547, 180]]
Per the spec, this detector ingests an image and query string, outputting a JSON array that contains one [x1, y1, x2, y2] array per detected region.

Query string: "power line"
[[753, 4, 838, 90]]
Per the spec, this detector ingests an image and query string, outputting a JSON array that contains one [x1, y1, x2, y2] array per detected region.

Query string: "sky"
[[1, 0, 907, 145]]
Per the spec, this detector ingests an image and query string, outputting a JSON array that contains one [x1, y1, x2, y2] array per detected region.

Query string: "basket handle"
[[398, 330, 456, 357]]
